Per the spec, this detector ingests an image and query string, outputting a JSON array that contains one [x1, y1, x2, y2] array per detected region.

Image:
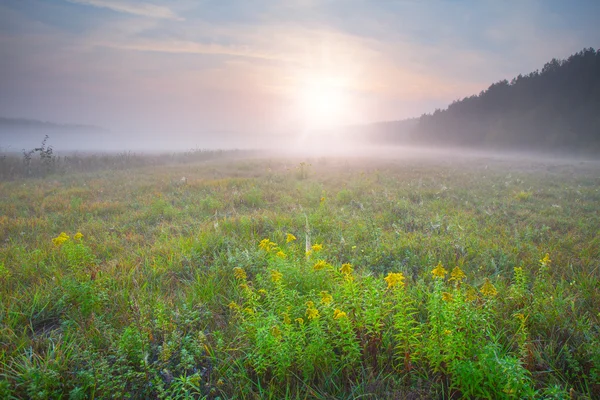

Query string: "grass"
[[0, 151, 599, 399]]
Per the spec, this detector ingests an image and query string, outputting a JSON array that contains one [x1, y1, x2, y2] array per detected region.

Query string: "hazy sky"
[[1, 0, 599, 135]]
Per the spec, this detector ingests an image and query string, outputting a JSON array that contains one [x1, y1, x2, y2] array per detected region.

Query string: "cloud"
[[65, 0, 181, 20], [97, 38, 297, 62]]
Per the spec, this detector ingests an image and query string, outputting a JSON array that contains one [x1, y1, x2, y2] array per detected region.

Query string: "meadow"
[[0, 150, 599, 399]]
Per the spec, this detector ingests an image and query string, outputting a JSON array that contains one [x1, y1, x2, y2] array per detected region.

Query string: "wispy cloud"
[[98, 38, 296, 62], [65, 0, 181, 20]]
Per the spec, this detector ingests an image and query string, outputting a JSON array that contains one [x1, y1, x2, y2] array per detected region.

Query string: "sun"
[[296, 75, 349, 130]]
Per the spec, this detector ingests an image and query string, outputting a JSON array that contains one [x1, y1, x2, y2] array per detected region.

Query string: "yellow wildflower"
[[270, 270, 283, 283], [340, 263, 353, 275], [480, 278, 498, 297], [384, 272, 405, 289], [52, 232, 69, 246], [271, 325, 282, 339], [243, 308, 254, 315], [228, 301, 239, 310], [320, 196, 325, 203], [514, 313, 526, 322], [444, 329, 452, 335], [286, 233, 297, 243], [233, 267, 247, 280], [295, 318, 304, 325], [276, 251, 287, 259], [320, 291, 333, 305], [442, 292, 453, 302], [540, 253, 551, 266], [313, 260, 329, 271], [311, 243, 323, 252], [73, 232, 84, 240], [258, 238, 270, 250], [431, 262, 448, 279], [306, 307, 320, 320], [465, 286, 478, 302], [306, 301, 315, 308], [449, 266, 466, 282], [282, 312, 291, 324], [258, 289, 267, 296], [259, 239, 278, 252], [333, 309, 347, 320]]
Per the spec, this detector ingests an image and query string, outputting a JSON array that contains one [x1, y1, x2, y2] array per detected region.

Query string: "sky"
[[1, 0, 599, 136]]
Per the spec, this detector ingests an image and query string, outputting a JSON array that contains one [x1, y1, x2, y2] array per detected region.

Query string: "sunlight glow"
[[296, 74, 351, 130]]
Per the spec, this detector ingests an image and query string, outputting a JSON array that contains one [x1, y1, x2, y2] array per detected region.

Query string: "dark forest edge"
[[358, 48, 600, 155]]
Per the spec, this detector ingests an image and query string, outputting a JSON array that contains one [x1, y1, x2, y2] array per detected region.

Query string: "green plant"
[[296, 162, 312, 180], [451, 343, 535, 399]]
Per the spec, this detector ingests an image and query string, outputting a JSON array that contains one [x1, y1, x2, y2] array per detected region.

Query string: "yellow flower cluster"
[[276, 251, 287, 259], [311, 243, 323, 252], [449, 266, 466, 282], [442, 292, 453, 302], [52, 231, 84, 246], [270, 270, 283, 283], [465, 287, 478, 302], [313, 260, 330, 271], [540, 253, 551, 266], [384, 272, 405, 289], [431, 262, 448, 279], [480, 278, 498, 297], [52, 232, 69, 246], [320, 291, 333, 304], [340, 263, 353, 275], [306, 301, 320, 320], [306, 307, 320, 320], [233, 267, 247, 280], [333, 309, 347, 319], [286, 233, 297, 243], [514, 313, 527, 322], [259, 238, 278, 252]]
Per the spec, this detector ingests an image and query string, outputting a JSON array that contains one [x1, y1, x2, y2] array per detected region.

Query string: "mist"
[[0, 129, 268, 154], [3, 125, 599, 169]]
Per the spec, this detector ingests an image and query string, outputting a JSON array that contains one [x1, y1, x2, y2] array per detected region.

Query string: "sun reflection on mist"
[[293, 72, 354, 131]]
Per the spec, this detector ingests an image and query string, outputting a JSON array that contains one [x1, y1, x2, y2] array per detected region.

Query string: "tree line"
[[371, 48, 600, 154]]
